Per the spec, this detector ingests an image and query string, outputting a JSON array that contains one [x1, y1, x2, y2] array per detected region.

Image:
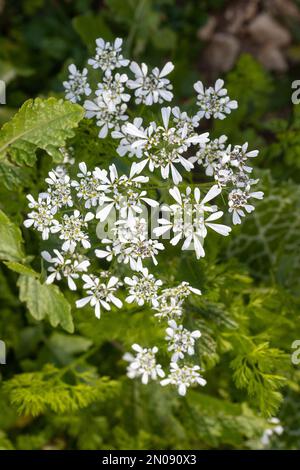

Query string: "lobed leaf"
[[0, 210, 25, 262], [18, 274, 74, 333], [0, 97, 84, 166]]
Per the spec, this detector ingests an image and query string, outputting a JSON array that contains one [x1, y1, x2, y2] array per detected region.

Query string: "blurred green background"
[[1, 0, 300, 450]]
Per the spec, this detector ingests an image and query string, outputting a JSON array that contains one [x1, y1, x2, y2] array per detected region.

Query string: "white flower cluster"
[[116, 106, 208, 185], [154, 184, 231, 259], [123, 275, 206, 395], [63, 37, 263, 224], [24, 37, 265, 396], [190, 138, 264, 225], [194, 78, 237, 120], [127, 61, 174, 105], [123, 345, 164, 384], [63, 64, 91, 103], [24, 155, 127, 319], [63, 37, 175, 138]]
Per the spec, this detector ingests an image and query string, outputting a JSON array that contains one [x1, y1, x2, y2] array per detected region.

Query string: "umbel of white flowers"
[[24, 37, 264, 397]]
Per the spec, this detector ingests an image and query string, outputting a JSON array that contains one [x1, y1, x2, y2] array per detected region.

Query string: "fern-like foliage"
[[230, 338, 287, 417], [4, 364, 119, 417]]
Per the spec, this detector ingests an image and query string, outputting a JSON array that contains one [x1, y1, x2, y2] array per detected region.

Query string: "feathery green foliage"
[[4, 364, 118, 416]]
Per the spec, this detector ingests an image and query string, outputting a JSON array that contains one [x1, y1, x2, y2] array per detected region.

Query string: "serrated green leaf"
[[0, 210, 25, 262], [18, 275, 74, 333], [0, 97, 84, 166]]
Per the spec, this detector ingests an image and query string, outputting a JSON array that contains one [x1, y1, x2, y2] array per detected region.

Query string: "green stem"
[[54, 344, 100, 380], [125, 0, 147, 56], [139, 104, 146, 117]]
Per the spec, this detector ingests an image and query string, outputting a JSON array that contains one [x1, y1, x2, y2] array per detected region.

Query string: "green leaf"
[[0, 210, 25, 262], [18, 275, 74, 333], [0, 161, 32, 190], [4, 261, 38, 277], [0, 97, 84, 166]]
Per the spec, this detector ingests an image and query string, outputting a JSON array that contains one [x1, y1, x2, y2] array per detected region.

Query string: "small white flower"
[[124, 268, 163, 307], [190, 135, 227, 177], [123, 107, 209, 184], [120, 217, 165, 271], [112, 117, 145, 158], [223, 142, 259, 174], [71, 162, 107, 208], [84, 96, 128, 138], [233, 173, 259, 190], [159, 281, 202, 303], [153, 297, 184, 321], [57, 209, 94, 251], [45, 169, 73, 209], [76, 273, 122, 318], [123, 344, 165, 384], [96, 72, 130, 111], [24, 194, 59, 240], [154, 282, 201, 320], [154, 185, 231, 259], [165, 320, 201, 362], [63, 64, 91, 103], [88, 37, 129, 75], [96, 217, 164, 271], [127, 61, 174, 105], [194, 78, 237, 120], [228, 188, 264, 225], [96, 163, 158, 221], [172, 106, 200, 133], [41, 249, 90, 290], [160, 362, 206, 396], [214, 167, 234, 187]]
